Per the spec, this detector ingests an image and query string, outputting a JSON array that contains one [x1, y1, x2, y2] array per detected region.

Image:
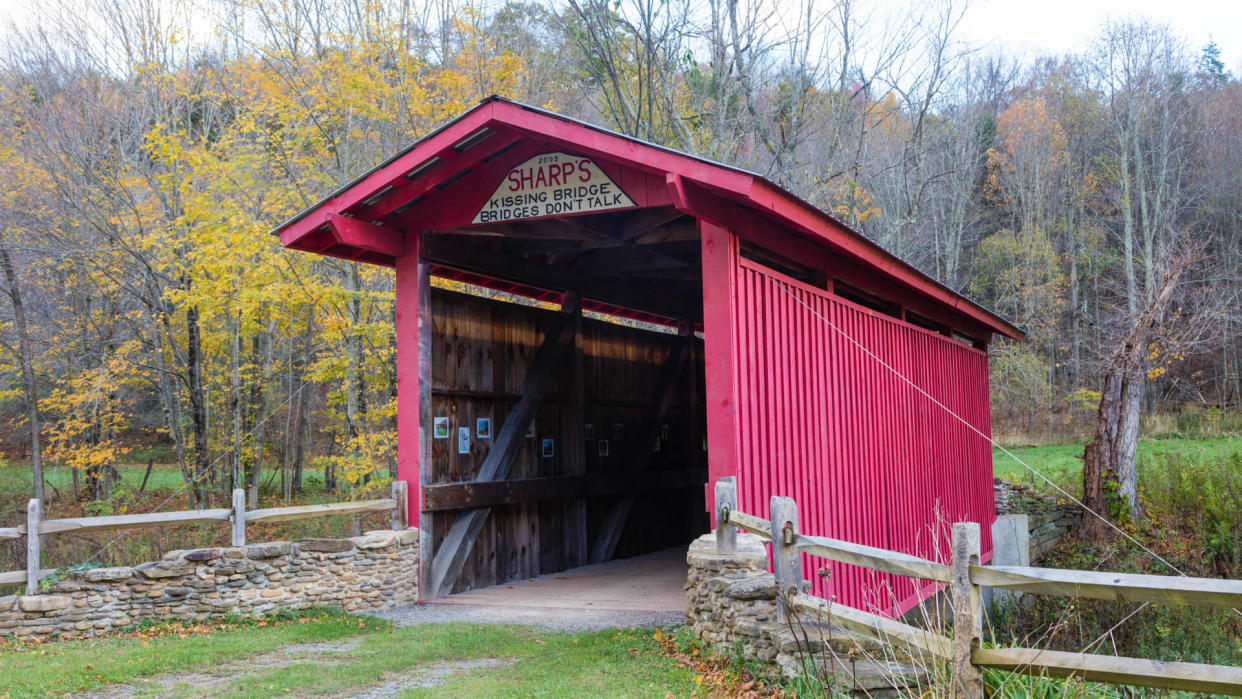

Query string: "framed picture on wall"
[[457, 427, 471, 454], [541, 438, 555, 458], [598, 439, 609, 457], [433, 417, 450, 439], [476, 417, 492, 439]]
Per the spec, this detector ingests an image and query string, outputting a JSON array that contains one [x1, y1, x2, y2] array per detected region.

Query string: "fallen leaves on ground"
[[654, 632, 786, 698]]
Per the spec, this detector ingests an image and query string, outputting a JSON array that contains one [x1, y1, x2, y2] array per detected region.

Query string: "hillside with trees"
[[0, 0, 1239, 520]]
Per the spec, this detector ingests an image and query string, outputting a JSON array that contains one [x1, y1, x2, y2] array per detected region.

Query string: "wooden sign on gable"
[[473, 152, 636, 224]]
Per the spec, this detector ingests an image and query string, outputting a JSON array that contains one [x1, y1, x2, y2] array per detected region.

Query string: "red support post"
[[394, 232, 426, 535], [699, 219, 741, 520]]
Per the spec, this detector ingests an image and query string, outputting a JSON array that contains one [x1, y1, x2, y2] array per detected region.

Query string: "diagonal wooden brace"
[[427, 294, 581, 597]]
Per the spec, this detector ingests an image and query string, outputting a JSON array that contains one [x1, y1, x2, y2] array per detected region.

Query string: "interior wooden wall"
[[428, 288, 707, 594]]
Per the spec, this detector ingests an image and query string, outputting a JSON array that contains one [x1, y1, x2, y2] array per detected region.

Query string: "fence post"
[[26, 498, 41, 593], [951, 521, 983, 698], [770, 495, 801, 620], [232, 488, 246, 547], [714, 477, 736, 554], [391, 480, 409, 530]]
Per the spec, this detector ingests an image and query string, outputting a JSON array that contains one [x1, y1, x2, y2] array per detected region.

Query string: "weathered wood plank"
[[725, 511, 772, 539], [771, 496, 801, 620], [589, 329, 691, 564], [791, 594, 953, 660], [232, 489, 246, 547], [27, 498, 40, 592], [391, 480, 409, 530], [0, 527, 19, 540], [29, 508, 233, 536], [794, 535, 952, 583], [0, 568, 54, 586], [416, 252, 434, 597], [245, 499, 395, 524], [428, 296, 580, 597], [972, 647, 1242, 696], [951, 522, 983, 698], [970, 564, 1242, 610], [421, 468, 707, 511], [714, 476, 737, 554]]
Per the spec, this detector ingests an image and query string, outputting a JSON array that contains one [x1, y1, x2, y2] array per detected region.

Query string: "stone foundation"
[[0, 528, 419, 641], [994, 478, 1082, 557], [685, 533, 905, 691]]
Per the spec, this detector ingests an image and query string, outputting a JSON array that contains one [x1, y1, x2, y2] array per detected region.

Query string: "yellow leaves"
[[824, 179, 881, 226]]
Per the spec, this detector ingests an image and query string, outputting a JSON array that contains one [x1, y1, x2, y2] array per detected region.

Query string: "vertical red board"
[[394, 235, 423, 522], [732, 255, 995, 617], [699, 221, 742, 518]]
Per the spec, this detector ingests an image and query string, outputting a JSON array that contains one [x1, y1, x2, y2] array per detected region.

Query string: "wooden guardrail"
[[711, 477, 1242, 698], [3, 481, 409, 593]]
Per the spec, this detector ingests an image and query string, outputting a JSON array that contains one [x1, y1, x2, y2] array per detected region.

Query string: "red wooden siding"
[[732, 255, 995, 617]]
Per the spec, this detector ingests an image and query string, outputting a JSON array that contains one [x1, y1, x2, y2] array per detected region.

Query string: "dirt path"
[[80, 638, 513, 699]]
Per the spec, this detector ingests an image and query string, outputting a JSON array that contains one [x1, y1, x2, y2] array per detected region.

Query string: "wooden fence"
[[713, 477, 1242, 697], [1, 481, 409, 592]]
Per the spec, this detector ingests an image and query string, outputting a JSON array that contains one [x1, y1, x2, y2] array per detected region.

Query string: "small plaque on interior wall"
[[457, 427, 471, 454], [611, 423, 625, 441], [526, 422, 536, 438], [433, 417, 450, 439], [584, 423, 595, 440], [541, 438, 555, 458], [476, 418, 492, 439], [598, 439, 609, 457]]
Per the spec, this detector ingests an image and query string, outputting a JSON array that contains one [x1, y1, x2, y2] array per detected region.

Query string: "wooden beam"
[[420, 468, 707, 511], [246, 499, 396, 524], [326, 214, 405, 258], [669, 175, 1002, 343], [793, 533, 952, 583], [276, 104, 501, 247], [564, 307, 588, 567], [27, 508, 232, 536], [423, 234, 701, 321], [427, 297, 581, 597], [697, 218, 742, 511], [970, 564, 1242, 610], [792, 594, 954, 661], [589, 327, 692, 564], [972, 647, 1242, 696], [355, 131, 522, 221]]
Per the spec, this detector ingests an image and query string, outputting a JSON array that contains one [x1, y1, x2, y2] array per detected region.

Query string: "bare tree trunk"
[[185, 303, 209, 506], [1081, 266, 1184, 537], [0, 243, 43, 504]]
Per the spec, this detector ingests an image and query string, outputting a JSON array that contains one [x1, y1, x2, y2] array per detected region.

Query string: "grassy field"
[[992, 436, 1242, 493], [0, 610, 704, 698]]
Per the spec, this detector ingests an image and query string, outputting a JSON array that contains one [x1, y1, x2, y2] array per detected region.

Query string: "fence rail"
[[3, 481, 408, 593], [712, 476, 1242, 698]]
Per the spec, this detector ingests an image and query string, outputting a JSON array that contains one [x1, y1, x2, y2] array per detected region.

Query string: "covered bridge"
[[273, 97, 1024, 616]]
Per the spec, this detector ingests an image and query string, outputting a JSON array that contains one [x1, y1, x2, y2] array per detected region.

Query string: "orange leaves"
[[654, 631, 786, 699]]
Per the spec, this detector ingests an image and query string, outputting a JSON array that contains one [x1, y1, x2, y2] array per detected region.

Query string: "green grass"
[[0, 611, 700, 698], [0, 609, 384, 697], [992, 436, 1242, 493]]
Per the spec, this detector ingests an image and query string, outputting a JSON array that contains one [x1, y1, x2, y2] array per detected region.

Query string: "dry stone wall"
[[994, 478, 1082, 558], [0, 528, 419, 642], [685, 533, 897, 690]]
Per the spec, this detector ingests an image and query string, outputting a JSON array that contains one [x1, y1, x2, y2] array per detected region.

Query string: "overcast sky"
[[955, 0, 1241, 72], [2, 0, 1239, 75]]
